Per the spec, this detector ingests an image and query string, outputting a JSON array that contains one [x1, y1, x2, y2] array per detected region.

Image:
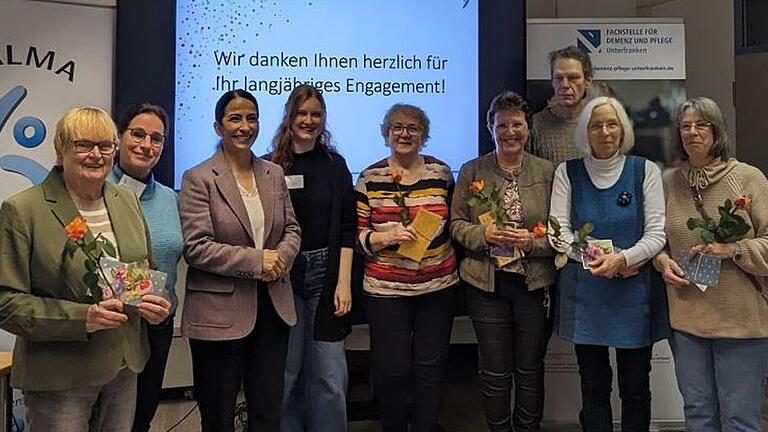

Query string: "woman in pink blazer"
[[179, 89, 301, 432]]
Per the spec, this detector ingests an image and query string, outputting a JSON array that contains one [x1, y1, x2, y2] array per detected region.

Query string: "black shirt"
[[287, 146, 334, 251]]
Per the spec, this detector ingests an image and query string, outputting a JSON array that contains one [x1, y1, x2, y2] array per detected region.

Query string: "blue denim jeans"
[[670, 330, 768, 432], [282, 248, 348, 432], [24, 367, 137, 432]]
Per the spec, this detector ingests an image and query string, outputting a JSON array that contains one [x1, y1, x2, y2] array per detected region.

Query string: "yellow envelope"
[[397, 209, 443, 262]]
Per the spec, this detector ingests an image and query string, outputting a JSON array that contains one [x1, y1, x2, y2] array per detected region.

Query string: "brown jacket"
[[179, 151, 301, 340], [451, 151, 556, 292]]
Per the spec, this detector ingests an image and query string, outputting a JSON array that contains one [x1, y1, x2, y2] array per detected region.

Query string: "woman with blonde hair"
[[0, 107, 170, 431]]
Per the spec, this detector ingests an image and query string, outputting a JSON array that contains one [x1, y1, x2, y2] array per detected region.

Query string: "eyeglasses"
[[128, 128, 165, 147], [588, 122, 622, 134], [73, 140, 117, 155], [678, 121, 712, 133], [389, 125, 423, 135]]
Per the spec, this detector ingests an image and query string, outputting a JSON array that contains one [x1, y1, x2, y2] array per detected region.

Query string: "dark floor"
[[152, 344, 682, 431]]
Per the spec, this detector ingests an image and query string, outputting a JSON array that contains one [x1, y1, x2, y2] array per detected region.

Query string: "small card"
[[285, 175, 304, 190], [675, 251, 722, 290], [582, 239, 615, 269], [100, 259, 169, 309], [477, 211, 524, 267], [397, 209, 443, 262], [117, 174, 147, 198]]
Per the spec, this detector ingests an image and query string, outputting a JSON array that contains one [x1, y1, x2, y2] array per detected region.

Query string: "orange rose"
[[533, 221, 548, 238], [469, 179, 485, 195], [392, 170, 403, 184], [734, 195, 752, 210], [64, 216, 88, 241]]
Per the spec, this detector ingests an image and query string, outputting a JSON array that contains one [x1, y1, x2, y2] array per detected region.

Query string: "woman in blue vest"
[[548, 96, 668, 431]]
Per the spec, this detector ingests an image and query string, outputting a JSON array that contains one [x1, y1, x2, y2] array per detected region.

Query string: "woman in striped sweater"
[[355, 103, 458, 432]]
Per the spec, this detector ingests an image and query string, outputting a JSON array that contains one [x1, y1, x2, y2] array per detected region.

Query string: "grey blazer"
[[179, 151, 301, 340]]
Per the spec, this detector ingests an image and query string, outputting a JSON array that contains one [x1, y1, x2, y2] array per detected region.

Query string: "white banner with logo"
[[1, 1, 113, 429], [527, 18, 685, 80], [0, 0, 114, 204]]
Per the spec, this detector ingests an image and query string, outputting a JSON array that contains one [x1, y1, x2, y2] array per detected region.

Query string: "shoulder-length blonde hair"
[[573, 96, 635, 156]]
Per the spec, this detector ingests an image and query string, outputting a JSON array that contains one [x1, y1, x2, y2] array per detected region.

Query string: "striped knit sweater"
[[75, 198, 119, 260], [355, 156, 458, 297], [655, 158, 768, 338]]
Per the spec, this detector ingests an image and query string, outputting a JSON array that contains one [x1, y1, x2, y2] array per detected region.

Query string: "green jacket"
[[450, 151, 556, 292], [0, 167, 150, 391]]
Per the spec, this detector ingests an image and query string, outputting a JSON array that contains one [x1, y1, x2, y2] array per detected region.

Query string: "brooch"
[[617, 191, 632, 207]]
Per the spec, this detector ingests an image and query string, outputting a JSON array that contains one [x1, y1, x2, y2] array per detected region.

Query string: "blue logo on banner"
[[0, 86, 48, 185], [577, 29, 602, 53]]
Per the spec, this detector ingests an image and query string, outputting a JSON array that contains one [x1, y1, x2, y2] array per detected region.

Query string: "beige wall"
[[527, 0, 737, 153]]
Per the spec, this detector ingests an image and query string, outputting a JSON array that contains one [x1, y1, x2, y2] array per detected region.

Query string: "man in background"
[[527, 46, 594, 167]]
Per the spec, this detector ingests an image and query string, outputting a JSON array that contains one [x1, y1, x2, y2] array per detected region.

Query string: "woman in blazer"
[[0, 107, 170, 432], [179, 89, 301, 432]]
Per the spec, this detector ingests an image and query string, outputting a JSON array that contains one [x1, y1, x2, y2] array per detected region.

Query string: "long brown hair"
[[270, 84, 335, 169]]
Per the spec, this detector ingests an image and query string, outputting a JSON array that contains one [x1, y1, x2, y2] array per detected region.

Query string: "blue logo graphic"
[[462, 0, 470, 8], [0, 86, 48, 185], [577, 29, 602, 53]]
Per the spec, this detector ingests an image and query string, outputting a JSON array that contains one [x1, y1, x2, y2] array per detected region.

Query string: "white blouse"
[[237, 175, 265, 251], [548, 152, 666, 267]]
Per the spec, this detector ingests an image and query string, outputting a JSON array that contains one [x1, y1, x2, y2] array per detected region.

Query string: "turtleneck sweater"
[[654, 158, 768, 338], [549, 151, 666, 267]]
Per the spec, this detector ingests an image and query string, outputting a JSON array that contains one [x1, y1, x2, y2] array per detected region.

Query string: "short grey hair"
[[573, 96, 635, 156], [674, 96, 732, 161], [380, 103, 431, 146]]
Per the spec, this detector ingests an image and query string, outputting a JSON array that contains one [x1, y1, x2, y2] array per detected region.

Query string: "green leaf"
[[704, 218, 717, 232], [101, 238, 117, 258], [701, 230, 715, 243], [83, 271, 99, 288], [687, 218, 703, 230], [83, 240, 96, 255], [722, 199, 732, 213], [718, 208, 730, 222], [548, 215, 562, 231], [730, 214, 747, 225], [555, 253, 568, 269], [64, 240, 78, 258], [489, 187, 499, 202], [84, 259, 97, 272]]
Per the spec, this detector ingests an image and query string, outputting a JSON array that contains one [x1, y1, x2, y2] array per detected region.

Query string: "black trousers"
[[366, 286, 455, 432], [132, 314, 174, 432], [189, 288, 289, 432], [574, 344, 653, 432], [466, 273, 553, 432]]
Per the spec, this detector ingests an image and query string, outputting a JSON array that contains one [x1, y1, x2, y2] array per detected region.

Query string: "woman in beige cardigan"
[[655, 97, 768, 432]]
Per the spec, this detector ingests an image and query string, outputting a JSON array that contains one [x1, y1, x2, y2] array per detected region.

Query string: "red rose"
[[532, 221, 548, 238], [734, 195, 752, 210]]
